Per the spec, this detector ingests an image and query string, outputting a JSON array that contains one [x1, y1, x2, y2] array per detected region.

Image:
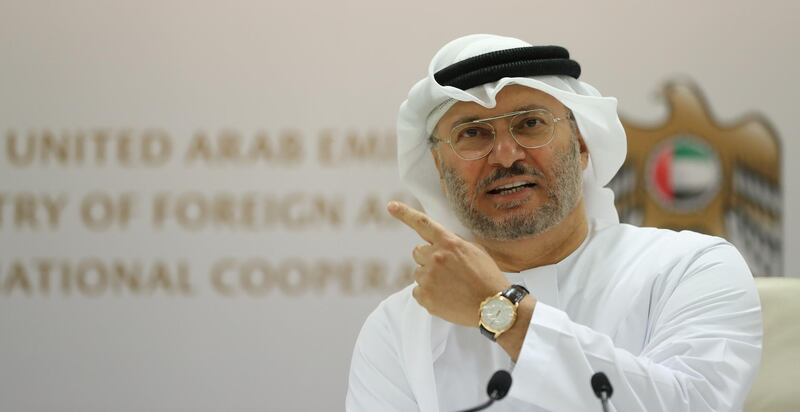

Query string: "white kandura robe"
[[346, 221, 762, 412]]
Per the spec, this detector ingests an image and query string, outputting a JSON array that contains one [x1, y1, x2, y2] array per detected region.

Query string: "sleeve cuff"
[[507, 302, 590, 409]]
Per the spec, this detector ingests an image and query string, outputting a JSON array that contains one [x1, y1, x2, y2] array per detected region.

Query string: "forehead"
[[437, 85, 566, 129]]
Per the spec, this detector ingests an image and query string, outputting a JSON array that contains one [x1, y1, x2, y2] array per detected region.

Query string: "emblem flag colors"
[[649, 137, 721, 210]]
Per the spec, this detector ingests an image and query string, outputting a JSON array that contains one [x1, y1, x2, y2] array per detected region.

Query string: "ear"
[[430, 148, 449, 195], [430, 147, 444, 178], [577, 135, 589, 170]]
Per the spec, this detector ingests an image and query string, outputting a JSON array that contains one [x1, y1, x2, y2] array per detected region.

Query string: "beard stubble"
[[441, 136, 583, 241]]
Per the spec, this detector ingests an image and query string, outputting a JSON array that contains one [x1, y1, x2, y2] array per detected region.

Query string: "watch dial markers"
[[481, 299, 514, 330]]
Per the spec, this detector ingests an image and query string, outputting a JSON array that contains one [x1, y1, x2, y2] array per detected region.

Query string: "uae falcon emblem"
[[609, 82, 782, 276]]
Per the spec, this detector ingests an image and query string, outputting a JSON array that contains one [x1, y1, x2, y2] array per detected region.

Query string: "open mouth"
[[486, 181, 537, 196]]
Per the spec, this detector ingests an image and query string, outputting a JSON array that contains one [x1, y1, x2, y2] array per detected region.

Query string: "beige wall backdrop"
[[1, 0, 797, 410]]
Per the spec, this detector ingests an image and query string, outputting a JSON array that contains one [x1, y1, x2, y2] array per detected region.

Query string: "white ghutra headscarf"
[[397, 34, 627, 237]]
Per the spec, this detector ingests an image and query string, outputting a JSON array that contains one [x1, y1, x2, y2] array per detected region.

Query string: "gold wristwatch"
[[478, 284, 530, 341]]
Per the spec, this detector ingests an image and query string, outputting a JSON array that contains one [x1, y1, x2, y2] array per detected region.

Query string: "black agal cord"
[[434, 46, 581, 90]]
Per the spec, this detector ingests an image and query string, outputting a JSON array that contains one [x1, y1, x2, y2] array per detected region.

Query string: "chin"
[[469, 200, 564, 241]]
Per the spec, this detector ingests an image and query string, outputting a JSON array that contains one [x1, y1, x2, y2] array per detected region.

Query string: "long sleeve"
[[509, 242, 763, 411]]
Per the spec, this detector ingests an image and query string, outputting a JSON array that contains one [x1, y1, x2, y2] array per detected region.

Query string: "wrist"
[[496, 295, 535, 362]]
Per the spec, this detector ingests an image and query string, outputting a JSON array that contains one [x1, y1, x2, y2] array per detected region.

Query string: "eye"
[[515, 115, 546, 130], [523, 118, 540, 127], [454, 124, 493, 141], [512, 112, 553, 137], [463, 127, 481, 137]]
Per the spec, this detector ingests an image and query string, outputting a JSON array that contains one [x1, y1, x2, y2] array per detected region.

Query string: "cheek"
[[441, 153, 481, 181], [523, 146, 557, 173], [458, 165, 486, 191]]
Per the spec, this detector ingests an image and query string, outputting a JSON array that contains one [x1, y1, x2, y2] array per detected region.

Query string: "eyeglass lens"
[[450, 109, 556, 160]]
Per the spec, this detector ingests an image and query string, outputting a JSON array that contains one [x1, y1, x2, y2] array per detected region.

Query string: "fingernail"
[[387, 201, 398, 212]]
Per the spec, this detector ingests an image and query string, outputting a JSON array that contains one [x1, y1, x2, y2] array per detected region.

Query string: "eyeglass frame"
[[430, 108, 568, 161]]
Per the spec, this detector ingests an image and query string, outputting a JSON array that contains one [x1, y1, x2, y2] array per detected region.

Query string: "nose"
[[487, 128, 525, 168]]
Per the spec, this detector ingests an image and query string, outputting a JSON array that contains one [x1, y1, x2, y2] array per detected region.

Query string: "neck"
[[477, 201, 589, 272]]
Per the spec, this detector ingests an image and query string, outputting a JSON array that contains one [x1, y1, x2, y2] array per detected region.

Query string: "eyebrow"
[[449, 104, 550, 128]]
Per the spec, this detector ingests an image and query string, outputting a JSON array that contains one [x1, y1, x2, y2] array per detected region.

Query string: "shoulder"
[[594, 222, 739, 265], [595, 221, 728, 249], [354, 285, 417, 348], [347, 286, 421, 409], [586, 222, 754, 291]]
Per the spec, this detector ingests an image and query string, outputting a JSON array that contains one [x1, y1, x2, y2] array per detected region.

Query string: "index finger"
[[387, 201, 448, 244]]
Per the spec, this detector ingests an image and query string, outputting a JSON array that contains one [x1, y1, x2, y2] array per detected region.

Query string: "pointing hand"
[[387, 201, 509, 327]]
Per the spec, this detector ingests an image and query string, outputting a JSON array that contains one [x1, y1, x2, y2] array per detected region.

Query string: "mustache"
[[476, 162, 544, 192]]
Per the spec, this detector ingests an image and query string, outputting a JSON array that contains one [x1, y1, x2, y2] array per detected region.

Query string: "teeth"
[[499, 186, 525, 194], [494, 181, 529, 190], [490, 181, 534, 195]]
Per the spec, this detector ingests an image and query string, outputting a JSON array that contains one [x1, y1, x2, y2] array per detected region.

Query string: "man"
[[346, 34, 761, 411]]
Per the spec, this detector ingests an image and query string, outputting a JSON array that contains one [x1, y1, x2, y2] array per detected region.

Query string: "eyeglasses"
[[431, 108, 566, 160]]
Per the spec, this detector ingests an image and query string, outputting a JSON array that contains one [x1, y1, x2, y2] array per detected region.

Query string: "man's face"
[[432, 85, 588, 241]]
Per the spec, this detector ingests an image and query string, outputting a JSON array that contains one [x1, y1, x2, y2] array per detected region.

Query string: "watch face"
[[480, 297, 515, 332]]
